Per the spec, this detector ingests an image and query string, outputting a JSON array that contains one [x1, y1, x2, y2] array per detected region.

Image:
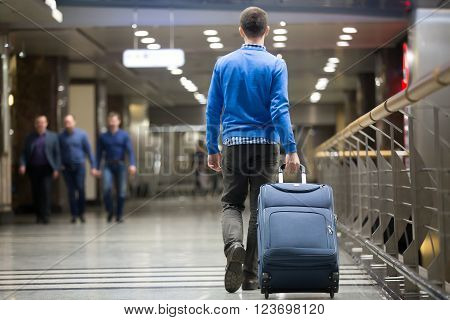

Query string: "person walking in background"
[[193, 139, 208, 195], [59, 114, 96, 224], [19, 115, 61, 224], [94, 112, 136, 223], [206, 7, 300, 293]]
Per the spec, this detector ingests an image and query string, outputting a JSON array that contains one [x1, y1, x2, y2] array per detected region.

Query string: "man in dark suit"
[[19, 115, 61, 224]]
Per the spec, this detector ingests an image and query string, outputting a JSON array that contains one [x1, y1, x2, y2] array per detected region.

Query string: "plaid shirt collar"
[[241, 43, 266, 51]]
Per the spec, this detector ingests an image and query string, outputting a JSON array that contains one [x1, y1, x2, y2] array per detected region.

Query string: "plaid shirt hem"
[[223, 136, 277, 146]]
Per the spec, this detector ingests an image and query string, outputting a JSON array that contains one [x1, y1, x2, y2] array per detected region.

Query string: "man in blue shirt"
[[59, 114, 95, 223], [206, 7, 300, 293], [94, 112, 136, 223]]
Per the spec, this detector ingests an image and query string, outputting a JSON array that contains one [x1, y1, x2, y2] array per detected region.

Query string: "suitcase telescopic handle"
[[278, 163, 306, 184]]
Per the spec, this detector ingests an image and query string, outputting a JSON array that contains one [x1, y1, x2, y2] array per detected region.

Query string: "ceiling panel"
[[57, 0, 408, 17], [4, 1, 408, 109]]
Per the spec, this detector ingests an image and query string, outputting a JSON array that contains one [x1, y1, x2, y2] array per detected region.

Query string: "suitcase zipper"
[[263, 252, 337, 268], [266, 262, 335, 270], [267, 210, 334, 249]]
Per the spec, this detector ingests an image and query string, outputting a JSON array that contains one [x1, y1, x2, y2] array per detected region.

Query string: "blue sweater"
[[206, 45, 297, 155], [96, 129, 136, 169], [59, 128, 95, 167]]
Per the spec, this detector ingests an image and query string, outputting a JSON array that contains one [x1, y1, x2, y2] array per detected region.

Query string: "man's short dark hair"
[[240, 7, 268, 38], [107, 111, 120, 120], [35, 115, 47, 121], [64, 113, 75, 120]]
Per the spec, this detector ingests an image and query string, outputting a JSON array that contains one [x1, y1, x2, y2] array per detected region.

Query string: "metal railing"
[[315, 64, 450, 299]]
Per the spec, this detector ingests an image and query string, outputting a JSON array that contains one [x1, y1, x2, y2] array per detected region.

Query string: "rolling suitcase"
[[257, 164, 339, 299]]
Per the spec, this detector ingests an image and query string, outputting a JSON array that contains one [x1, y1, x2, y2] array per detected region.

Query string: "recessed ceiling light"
[[316, 84, 328, 91], [276, 54, 283, 59], [194, 92, 205, 100], [328, 57, 340, 64], [141, 37, 155, 44], [342, 27, 357, 34], [337, 41, 349, 47], [273, 28, 288, 35], [375, 77, 382, 87], [170, 68, 183, 75], [280, 21, 287, 27], [339, 34, 353, 41], [323, 65, 336, 73], [310, 92, 321, 103], [186, 85, 198, 92], [147, 43, 161, 50], [134, 30, 149, 37], [326, 62, 336, 68], [131, 24, 137, 29], [315, 78, 329, 90], [180, 77, 189, 86], [273, 35, 287, 42], [203, 29, 218, 36], [273, 42, 286, 48], [210, 43, 224, 49], [182, 79, 195, 88], [195, 93, 207, 104], [207, 36, 221, 43]]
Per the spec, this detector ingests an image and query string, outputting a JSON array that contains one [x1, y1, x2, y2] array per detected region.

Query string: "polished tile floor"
[[0, 197, 388, 300]]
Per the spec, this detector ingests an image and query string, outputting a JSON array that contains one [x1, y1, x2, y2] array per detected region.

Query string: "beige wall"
[[0, 154, 12, 213], [68, 84, 96, 200]]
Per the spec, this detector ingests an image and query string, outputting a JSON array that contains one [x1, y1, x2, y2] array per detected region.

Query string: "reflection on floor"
[[0, 197, 389, 300]]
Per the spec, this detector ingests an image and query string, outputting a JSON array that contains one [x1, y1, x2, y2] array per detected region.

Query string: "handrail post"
[[433, 107, 447, 289], [389, 124, 400, 258]]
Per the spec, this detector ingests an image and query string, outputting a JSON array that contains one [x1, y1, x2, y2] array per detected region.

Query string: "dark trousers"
[[28, 165, 53, 222], [62, 164, 86, 218], [221, 144, 279, 278], [102, 162, 127, 219]]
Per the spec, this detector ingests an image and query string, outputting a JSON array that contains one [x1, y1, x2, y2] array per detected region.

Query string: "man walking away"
[[206, 7, 300, 293], [59, 114, 96, 223], [19, 115, 61, 224], [94, 112, 136, 223]]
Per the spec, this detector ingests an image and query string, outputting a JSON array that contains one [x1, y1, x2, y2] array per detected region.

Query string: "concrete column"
[[356, 73, 375, 116], [0, 35, 12, 223], [374, 44, 404, 149], [11, 56, 66, 213], [335, 105, 346, 133], [343, 89, 357, 127], [96, 80, 107, 133]]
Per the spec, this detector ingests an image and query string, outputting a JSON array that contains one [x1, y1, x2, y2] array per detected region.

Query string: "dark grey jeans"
[[221, 144, 279, 278]]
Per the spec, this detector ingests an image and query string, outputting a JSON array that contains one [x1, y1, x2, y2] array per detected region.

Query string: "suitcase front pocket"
[[268, 210, 330, 249]]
